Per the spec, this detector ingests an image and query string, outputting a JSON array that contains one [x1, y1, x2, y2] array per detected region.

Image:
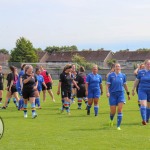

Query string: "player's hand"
[[85, 91, 88, 96], [132, 90, 135, 96], [33, 86, 37, 90], [57, 90, 60, 95], [77, 86, 80, 90], [128, 95, 130, 100], [107, 92, 110, 97], [45, 86, 47, 89]]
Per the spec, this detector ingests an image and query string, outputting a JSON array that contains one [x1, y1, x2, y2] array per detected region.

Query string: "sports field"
[[0, 81, 149, 150]]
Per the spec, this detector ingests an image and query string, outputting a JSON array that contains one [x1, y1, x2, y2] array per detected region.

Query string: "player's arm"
[[106, 84, 110, 97], [42, 82, 47, 89], [132, 79, 139, 96], [124, 84, 130, 100], [23, 73, 34, 84], [57, 82, 61, 95], [72, 80, 79, 90], [100, 84, 103, 95]]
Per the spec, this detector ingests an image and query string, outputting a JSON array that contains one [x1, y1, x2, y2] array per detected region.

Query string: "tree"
[[45, 45, 78, 53], [72, 54, 95, 69], [9, 37, 38, 63], [107, 59, 116, 68], [0, 49, 9, 54]]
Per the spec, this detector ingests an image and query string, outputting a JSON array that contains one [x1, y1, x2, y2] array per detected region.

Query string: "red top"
[[40, 70, 52, 84]]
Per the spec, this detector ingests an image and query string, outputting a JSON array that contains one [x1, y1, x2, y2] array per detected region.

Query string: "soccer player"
[[75, 66, 87, 109], [1, 66, 20, 109], [22, 65, 38, 118], [133, 63, 145, 107], [106, 63, 130, 130], [40, 66, 55, 102], [70, 64, 78, 103], [35, 68, 47, 109], [85, 65, 103, 116], [57, 64, 79, 115], [132, 59, 150, 125], [16, 64, 26, 110], [0, 66, 4, 104]]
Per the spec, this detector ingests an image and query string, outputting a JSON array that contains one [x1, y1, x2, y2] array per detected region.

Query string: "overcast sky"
[[0, 0, 150, 51]]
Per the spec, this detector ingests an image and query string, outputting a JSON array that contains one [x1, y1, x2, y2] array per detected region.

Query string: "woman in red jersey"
[[40, 66, 55, 102]]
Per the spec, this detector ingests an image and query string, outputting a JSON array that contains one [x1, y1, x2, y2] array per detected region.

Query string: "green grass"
[[0, 81, 150, 150]]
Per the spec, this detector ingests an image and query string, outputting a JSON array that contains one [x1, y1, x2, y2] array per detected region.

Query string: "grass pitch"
[[0, 81, 150, 150]]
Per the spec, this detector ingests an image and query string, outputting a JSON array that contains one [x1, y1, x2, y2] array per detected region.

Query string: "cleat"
[[142, 120, 147, 125], [32, 114, 37, 119], [109, 120, 114, 127], [67, 112, 71, 115], [117, 127, 121, 130], [24, 114, 28, 118], [87, 109, 90, 115], [1, 106, 6, 109], [52, 99, 55, 102]]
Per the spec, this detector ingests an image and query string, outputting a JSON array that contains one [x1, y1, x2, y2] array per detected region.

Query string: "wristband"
[[126, 92, 130, 95]]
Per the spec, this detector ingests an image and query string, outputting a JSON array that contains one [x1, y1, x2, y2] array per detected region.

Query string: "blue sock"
[[6, 98, 11, 107], [117, 113, 123, 127], [13, 98, 18, 107], [87, 104, 91, 110], [18, 100, 22, 110], [146, 108, 150, 122], [110, 114, 115, 121], [94, 105, 99, 116], [140, 106, 147, 121], [31, 103, 36, 115], [21, 99, 24, 108], [35, 97, 40, 107], [23, 104, 27, 115]]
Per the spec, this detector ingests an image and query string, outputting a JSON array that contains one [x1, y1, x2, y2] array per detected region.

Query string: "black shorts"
[[77, 85, 86, 98], [61, 90, 71, 99], [0, 83, 3, 90], [8, 85, 17, 94], [22, 89, 35, 99], [42, 82, 52, 90]]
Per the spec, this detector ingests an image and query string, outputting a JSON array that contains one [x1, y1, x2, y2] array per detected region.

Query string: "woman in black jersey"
[[75, 66, 88, 109], [2, 66, 20, 109], [22, 65, 38, 118], [57, 64, 79, 115], [0, 66, 4, 104]]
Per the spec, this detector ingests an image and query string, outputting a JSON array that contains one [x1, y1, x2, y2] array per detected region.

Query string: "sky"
[[0, 0, 150, 52]]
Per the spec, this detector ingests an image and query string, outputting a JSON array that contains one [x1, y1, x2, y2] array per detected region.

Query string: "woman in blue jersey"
[[106, 63, 130, 130], [133, 63, 145, 108], [35, 68, 47, 109], [85, 65, 103, 116], [132, 59, 150, 125], [17, 64, 26, 110]]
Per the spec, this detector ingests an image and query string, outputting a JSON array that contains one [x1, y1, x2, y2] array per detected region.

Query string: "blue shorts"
[[88, 87, 100, 99], [109, 91, 125, 106], [138, 89, 150, 102]]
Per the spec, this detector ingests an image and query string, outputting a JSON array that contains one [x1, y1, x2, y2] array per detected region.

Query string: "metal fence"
[[0, 62, 136, 81]]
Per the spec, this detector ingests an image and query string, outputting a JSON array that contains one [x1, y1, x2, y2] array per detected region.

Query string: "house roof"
[[113, 51, 150, 61], [0, 53, 9, 62], [46, 50, 111, 62], [37, 51, 47, 60]]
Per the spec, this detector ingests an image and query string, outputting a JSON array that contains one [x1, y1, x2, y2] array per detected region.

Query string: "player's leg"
[[30, 96, 37, 119]]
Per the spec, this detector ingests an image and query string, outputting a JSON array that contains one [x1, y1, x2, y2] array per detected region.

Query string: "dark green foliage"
[[9, 37, 38, 63]]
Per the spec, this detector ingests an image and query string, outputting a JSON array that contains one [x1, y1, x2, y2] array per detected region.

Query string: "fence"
[[1, 62, 136, 81]]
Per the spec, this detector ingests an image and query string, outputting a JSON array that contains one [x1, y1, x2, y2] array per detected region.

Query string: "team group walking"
[[0, 60, 149, 130]]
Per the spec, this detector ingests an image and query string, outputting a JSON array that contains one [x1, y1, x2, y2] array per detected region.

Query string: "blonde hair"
[[25, 65, 33, 73]]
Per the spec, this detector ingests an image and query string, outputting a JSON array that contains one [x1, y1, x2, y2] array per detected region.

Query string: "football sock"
[[117, 113, 123, 127], [23, 104, 27, 115], [31, 103, 36, 115], [146, 108, 150, 122], [110, 114, 115, 121], [94, 105, 99, 116], [140, 106, 146, 121], [78, 98, 82, 108], [35, 97, 40, 107]]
